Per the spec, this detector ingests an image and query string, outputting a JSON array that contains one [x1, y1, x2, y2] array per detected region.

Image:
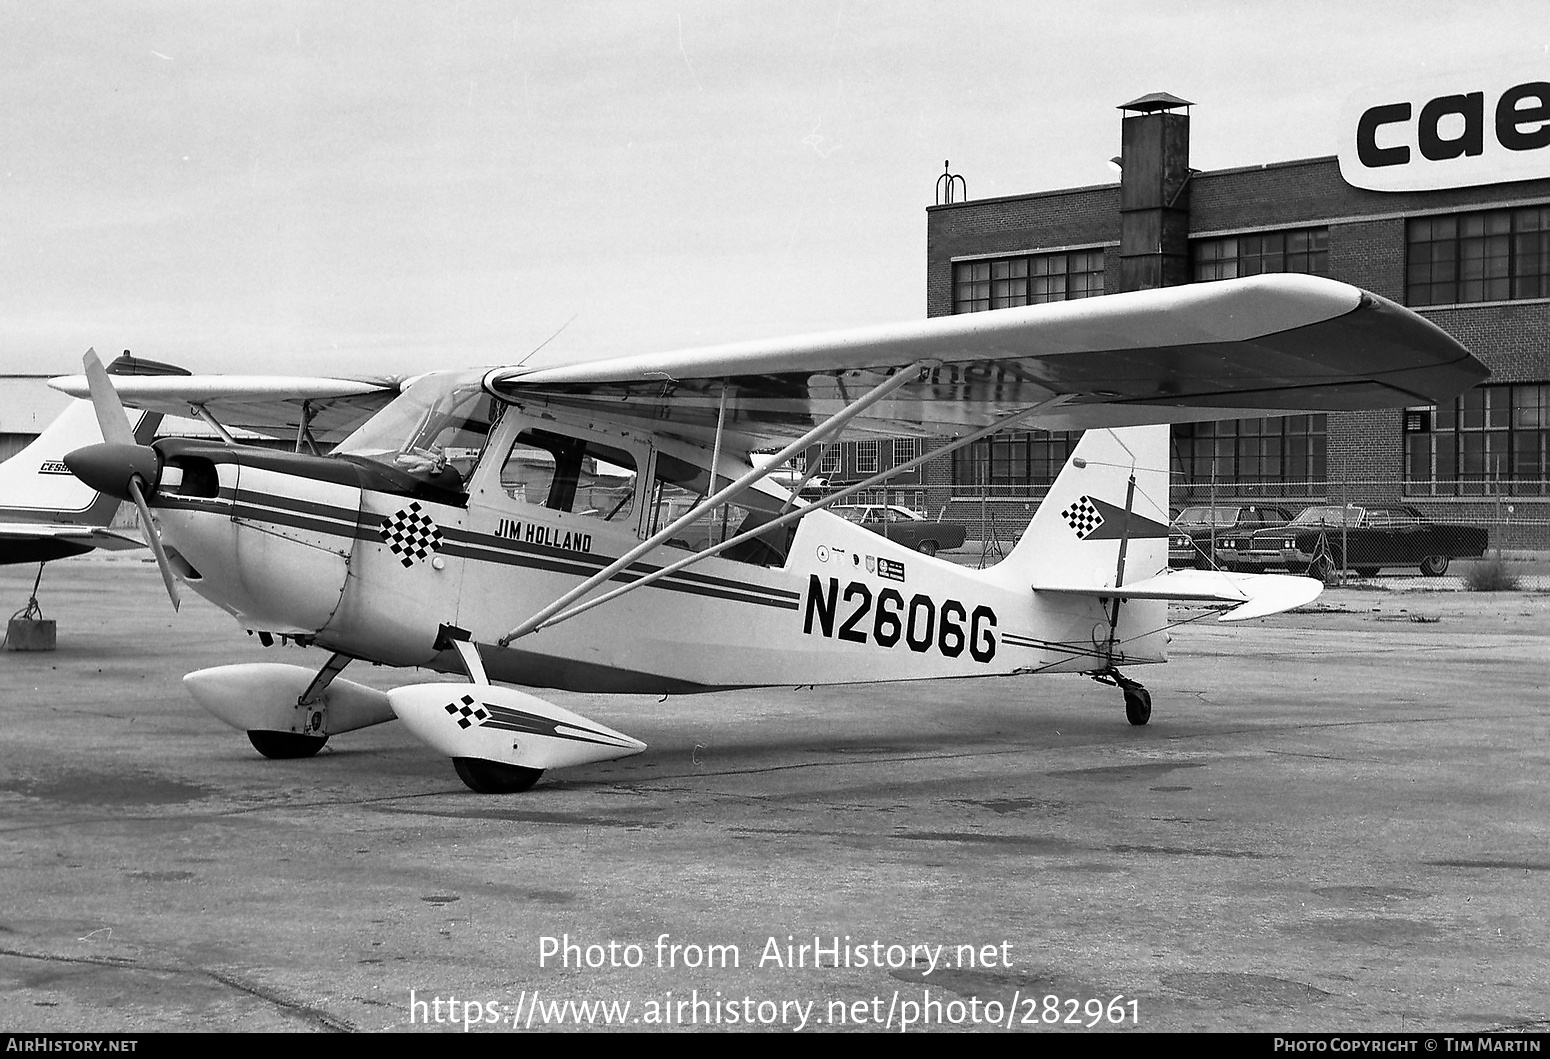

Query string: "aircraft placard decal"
[[1061, 496, 1169, 542]]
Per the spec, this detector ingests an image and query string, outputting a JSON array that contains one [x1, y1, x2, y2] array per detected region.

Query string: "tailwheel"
[[1092, 668, 1153, 726], [1123, 685, 1152, 726], [248, 731, 329, 759], [453, 757, 545, 794]]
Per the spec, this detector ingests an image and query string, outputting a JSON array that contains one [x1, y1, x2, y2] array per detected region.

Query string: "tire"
[[1124, 686, 1152, 726], [918, 540, 939, 556], [1419, 555, 1450, 576], [453, 757, 544, 794], [247, 731, 328, 759], [1309, 556, 1336, 582]]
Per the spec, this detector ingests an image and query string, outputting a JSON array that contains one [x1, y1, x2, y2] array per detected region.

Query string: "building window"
[[890, 438, 920, 467], [1405, 383, 1549, 495], [1191, 228, 1329, 282], [1172, 416, 1327, 490], [853, 440, 880, 475], [1406, 206, 1550, 306], [952, 431, 1081, 492], [952, 250, 1105, 314], [817, 446, 841, 477]]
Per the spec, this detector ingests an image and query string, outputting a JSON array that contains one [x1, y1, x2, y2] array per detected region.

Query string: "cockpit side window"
[[499, 428, 637, 522], [647, 452, 793, 568]]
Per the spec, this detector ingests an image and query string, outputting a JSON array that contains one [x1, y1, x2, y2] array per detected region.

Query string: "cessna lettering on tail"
[[1340, 69, 1550, 191], [802, 575, 997, 662]]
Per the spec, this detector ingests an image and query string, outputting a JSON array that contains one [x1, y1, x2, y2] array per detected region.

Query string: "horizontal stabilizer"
[[1034, 569, 1323, 622]]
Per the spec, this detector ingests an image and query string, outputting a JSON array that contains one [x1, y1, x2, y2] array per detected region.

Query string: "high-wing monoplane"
[[56, 275, 1488, 793]]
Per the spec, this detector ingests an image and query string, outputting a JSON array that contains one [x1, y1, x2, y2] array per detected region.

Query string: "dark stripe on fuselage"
[[153, 485, 801, 611]]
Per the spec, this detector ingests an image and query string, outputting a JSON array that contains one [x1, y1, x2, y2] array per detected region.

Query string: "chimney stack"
[[1117, 92, 1193, 292]]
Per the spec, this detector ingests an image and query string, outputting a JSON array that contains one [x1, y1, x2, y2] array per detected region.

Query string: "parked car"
[[829, 504, 967, 556], [1169, 504, 1296, 569], [1237, 504, 1488, 577]]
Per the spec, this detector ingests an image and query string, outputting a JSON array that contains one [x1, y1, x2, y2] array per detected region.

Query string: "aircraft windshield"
[[334, 372, 498, 493]]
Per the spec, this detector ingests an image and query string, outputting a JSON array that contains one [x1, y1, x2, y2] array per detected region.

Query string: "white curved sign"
[[1339, 68, 1550, 192]]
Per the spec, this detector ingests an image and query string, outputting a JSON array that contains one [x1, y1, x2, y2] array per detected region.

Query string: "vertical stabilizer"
[[0, 352, 180, 526], [995, 424, 1172, 591], [0, 401, 160, 525]]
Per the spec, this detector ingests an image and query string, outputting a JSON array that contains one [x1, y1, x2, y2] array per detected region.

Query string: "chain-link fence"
[[929, 481, 1549, 590]]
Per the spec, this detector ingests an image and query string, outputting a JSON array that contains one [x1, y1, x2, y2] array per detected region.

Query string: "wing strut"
[[295, 400, 321, 456], [190, 403, 238, 446], [777, 442, 831, 514], [508, 393, 1075, 640], [496, 363, 936, 646]]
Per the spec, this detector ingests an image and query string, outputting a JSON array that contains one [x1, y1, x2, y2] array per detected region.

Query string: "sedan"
[[829, 504, 968, 556]]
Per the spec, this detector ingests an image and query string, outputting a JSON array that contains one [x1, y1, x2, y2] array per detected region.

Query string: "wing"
[[0, 525, 143, 549], [0, 524, 144, 565], [486, 274, 1487, 448], [45, 375, 404, 446]]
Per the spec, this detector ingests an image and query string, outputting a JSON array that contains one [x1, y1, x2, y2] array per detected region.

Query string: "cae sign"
[[1339, 68, 1550, 192]]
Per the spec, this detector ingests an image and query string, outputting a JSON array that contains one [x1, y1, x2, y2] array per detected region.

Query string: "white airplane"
[[55, 274, 1488, 793], [0, 352, 183, 567]]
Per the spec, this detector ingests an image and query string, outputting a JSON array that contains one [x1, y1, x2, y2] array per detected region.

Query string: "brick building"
[[838, 94, 1548, 548]]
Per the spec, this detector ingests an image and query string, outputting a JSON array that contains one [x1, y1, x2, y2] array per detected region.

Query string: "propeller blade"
[[128, 478, 181, 612], [82, 348, 136, 447]]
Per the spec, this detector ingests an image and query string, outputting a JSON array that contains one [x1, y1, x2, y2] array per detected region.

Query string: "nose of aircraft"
[[64, 442, 159, 501]]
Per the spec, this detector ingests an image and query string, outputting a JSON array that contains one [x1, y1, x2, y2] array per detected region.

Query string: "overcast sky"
[[1, 1, 1544, 378]]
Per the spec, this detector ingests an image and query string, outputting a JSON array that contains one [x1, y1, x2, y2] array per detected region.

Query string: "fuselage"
[[145, 373, 1167, 693]]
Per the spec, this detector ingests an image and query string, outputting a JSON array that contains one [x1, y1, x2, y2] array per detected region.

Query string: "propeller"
[[74, 349, 182, 611]]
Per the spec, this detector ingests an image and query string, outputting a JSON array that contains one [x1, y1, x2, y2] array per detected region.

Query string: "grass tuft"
[[1464, 556, 1521, 592]]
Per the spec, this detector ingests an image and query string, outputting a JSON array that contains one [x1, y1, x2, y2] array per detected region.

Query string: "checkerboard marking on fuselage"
[[380, 502, 444, 567]]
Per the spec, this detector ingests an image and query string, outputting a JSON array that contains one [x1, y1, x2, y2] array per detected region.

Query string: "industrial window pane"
[[1403, 383, 1550, 494], [1408, 207, 1550, 305], [1192, 229, 1326, 283], [953, 250, 1102, 312]]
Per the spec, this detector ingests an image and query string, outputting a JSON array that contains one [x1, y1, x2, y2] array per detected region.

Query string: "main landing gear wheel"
[[248, 731, 329, 759], [1123, 685, 1153, 726], [1419, 555, 1450, 576], [918, 540, 939, 556], [453, 757, 545, 794]]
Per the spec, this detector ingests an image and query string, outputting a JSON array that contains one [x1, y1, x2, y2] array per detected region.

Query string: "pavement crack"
[[0, 945, 358, 1031]]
